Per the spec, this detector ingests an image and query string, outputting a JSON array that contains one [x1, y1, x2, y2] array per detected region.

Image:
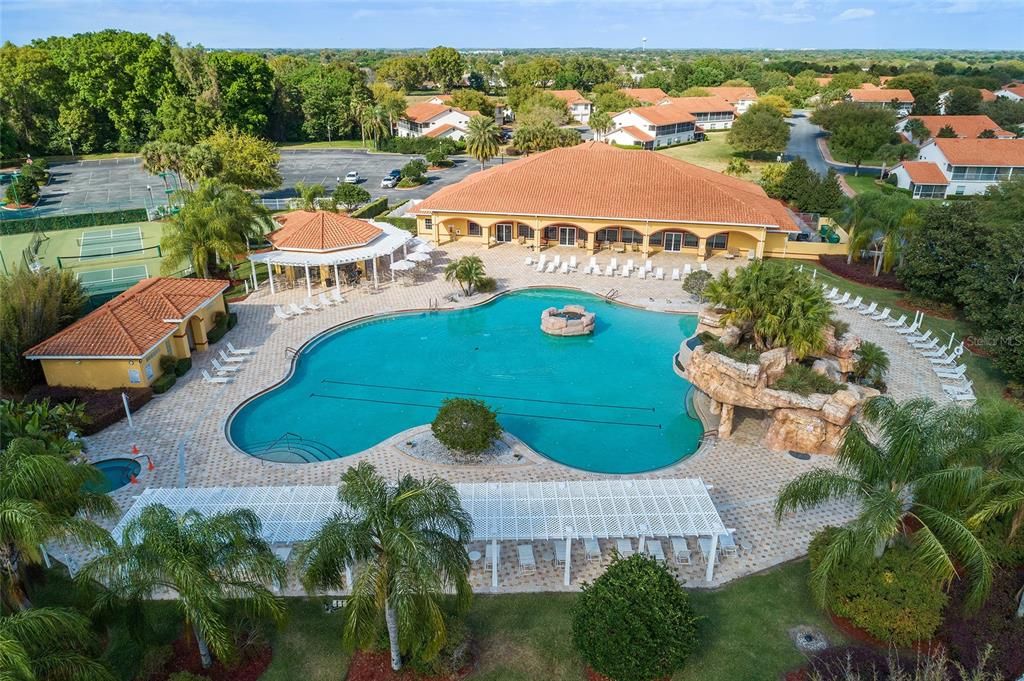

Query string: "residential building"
[[607, 102, 697, 148], [937, 88, 998, 113], [410, 142, 831, 261], [845, 88, 915, 117], [896, 115, 1015, 144], [618, 87, 668, 104], [24, 278, 229, 389], [705, 87, 759, 114], [994, 84, 1024, 102], [548, 89, 593, 124], [660, 96, 736, 130], [891, 138, 1024, 198], [397, 102, 476, 140]]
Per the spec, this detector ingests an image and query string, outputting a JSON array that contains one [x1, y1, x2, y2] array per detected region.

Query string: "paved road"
[[784, 111, 830, 175], [26, 149, 499, 218]]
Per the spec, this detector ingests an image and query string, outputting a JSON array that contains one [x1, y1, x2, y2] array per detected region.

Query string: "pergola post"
[[638, 534, 646, 553], [250, 264, 258, 291], [333, 263, 341, 292], [389, 252, 395, 282], [490, 539, 499, 589], [563, 530, 572, 586], [345, 563, 353, 592], [704, 533, 718, 582], [304, 263, 312, 298], [372, 257, 378, 289], [268, 264, 276, 295]]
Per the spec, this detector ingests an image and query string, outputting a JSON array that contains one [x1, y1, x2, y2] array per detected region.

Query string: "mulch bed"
[[819, 256, 905, 291], [586, 669, 669, 681], [22, 385, 153, 435], [153, 635, 272, 681], [898, 295, 959, 321], [346, 650, 472, 681]]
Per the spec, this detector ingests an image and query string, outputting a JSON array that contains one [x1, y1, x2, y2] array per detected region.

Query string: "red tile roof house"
[[23, 277, 229, 390], [547, 89, 593, 124], [705, 86, 759, 114], [658, 96, 737, 131], [845, 88, 915, 117], [896, 115, 1016, 144], [607, 101, 698, 149], [891, 138, 1024, 198], [396, 102, 476, 140], [994, 83, 1024, 102], [617, 87, 669, 104]]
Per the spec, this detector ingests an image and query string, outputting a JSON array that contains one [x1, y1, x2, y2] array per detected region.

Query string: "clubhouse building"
[[412, 143, 831, 261]]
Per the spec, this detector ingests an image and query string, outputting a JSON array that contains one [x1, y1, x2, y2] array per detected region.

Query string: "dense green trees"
[[727, 102, 790, 154], [432, 398, 502, 455], [812, 103, 897, 174], [842, 191, 919, 275], [426, 46, 465, 92], [945, 86, 983, 115]]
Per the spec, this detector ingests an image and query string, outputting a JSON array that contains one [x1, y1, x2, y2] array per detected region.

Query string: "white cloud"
[[836, 7, 876, 20]]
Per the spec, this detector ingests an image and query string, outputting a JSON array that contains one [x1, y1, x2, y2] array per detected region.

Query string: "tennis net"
[[57, 244, 162, 269]]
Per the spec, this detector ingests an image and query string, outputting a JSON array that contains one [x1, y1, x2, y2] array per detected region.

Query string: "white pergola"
[[247, 220, 415, 295], [112, 479, 729, 586]]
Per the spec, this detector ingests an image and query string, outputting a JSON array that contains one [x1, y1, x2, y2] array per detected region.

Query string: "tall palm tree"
[[969, 402, 1024, 538], [160, 179, 273, 278], [294, 181, 328, 211], [349, 91, 372, 147], [80, 505, 285, 669], [0, 607, 116, 681], [443, 255, 487, 296], [360, 104, 391, 149], [0, 438, 114, 613], [297, 462, 472, 672], [775, 396, 993, 609], [464, 115, 500, 169], [589, 111, 613, 142]]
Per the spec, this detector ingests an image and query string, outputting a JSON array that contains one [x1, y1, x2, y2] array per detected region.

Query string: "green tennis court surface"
[[78, 264, 150, 291], [78, 226, 144, 259]]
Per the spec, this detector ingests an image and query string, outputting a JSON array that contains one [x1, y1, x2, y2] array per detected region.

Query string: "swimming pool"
[[85, 458, 142, 493], [229, 289, 701, 474]]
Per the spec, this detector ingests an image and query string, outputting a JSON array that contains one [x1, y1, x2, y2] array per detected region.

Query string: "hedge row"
[[376, 136, 465, 155], [0, 208, 149, 235], [351, 196, 389, 219], [378, 217, 417, 234]]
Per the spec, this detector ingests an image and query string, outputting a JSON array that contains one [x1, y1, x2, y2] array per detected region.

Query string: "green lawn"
[[657, 132, 771, 182], [799, 261, 1010, 399], [844, 175, 884, 195], [826, 140, 883, 168]]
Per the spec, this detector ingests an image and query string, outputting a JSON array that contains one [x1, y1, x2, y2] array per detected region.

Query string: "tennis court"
[[78, 226, 144, 259], [77, 264, 150, 291]]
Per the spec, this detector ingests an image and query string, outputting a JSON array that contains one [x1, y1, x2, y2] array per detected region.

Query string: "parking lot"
[[31, 149, 499, 217]]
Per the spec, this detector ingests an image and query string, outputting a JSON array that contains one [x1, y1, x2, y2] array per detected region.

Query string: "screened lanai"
[[110, 479, 730, 586]]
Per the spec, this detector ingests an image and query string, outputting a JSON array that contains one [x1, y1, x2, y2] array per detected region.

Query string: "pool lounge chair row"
[[201, 342, 255, 385], [273, 290, 347, 322], [525, 254, 709, 281]]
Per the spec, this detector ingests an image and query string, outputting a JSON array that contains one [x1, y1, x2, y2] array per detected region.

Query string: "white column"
[[304, 263, 312, 298], [390, 252, 395, 282], [372, 257, 379, 289], [704, 534, 718, 582], [345, 563, 353, 593], [490, 539, 499, 589], [268, 265, 276, 295], [563, 537, 572, 586], [638, 534, 646, 552], [251, 263, 258, 291], [333, 263, 341, 292]]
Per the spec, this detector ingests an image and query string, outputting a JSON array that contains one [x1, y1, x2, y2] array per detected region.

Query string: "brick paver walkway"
[[82, 243, 948, 591]]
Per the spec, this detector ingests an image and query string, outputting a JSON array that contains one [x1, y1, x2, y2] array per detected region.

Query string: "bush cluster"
[[431, 398, 501, 454], [475, 276, 497, 293], [939, 567, 1024, 678], [0, 208, 148, 235], [151, 372, 176, 394], [22, 385, 154, 435], [349, 196, 389, 218], [378, 217, 416, 234], [377, 136, 464, 155], [700, 333, 762, 365], [205, 311, 236, 345], [773, 363, 842, 396], [818, 255, 906, 291], [174, 357, 192, 377]]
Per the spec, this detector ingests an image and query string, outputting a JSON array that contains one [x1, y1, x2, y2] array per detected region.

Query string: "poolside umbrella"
[[390, 260, 415, 271], [412, 242, 435, 254], [406, 251, 432, 263]]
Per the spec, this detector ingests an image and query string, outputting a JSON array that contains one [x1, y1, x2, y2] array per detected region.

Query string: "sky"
[[2, 0, 1023, 50]]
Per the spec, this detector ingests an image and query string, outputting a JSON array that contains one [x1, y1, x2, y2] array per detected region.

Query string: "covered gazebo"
[[247, 211, 416, 296]]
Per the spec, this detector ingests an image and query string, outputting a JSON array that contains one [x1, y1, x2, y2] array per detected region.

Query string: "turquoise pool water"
[[229, 289, 701, 474], [85, 458, 141, 493]]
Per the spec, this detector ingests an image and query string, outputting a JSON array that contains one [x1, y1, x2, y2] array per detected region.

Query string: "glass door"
[[664, 232, 683, 252], [558, 226, 577, 246], [495, 223, 513, 242]]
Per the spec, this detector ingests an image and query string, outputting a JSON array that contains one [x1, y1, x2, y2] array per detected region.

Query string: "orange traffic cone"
[[131, 444, 140, 455], [130, 473, 139, 484], [147, 457, 155, 471]]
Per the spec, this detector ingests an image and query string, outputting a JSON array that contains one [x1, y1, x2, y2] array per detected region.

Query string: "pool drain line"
[[319, 379, 655, 412], [309, 392, 662, 430]]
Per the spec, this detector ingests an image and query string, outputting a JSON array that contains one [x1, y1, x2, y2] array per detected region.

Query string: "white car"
[[344, 171, 359, 184]]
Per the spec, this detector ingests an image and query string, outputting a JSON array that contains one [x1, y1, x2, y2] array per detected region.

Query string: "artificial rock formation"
[[541, 305, 595, 336]]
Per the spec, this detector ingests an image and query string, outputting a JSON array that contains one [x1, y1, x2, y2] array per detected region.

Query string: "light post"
[[146, 184, 155, 213], [68, 137, 75, 159]]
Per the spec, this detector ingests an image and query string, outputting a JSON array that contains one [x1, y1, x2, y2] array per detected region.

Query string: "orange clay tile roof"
[[858, 83, 881, 90], [24, 278, 228, 359], [1002, 84, 1024, 98], [661, 96, 736, 114], [847, 88, 915, 103], [424, 123, 465, 138], [269, 211, 383, 252], [899, 161, 949, 185], [413, 142, 798, 232], [879, 76, 893, 84], [548, 89, 591, 105], [907, 115, 1014, 139], [617, 125, 655, 142], [403, 102, 462, 123], [618, 103, 696, 126], [932, 138, 1024, 166], [618, 87, 668, 103], [706, 86, 758, 103], [814, 76, 833, 86], [980, 89, 997, 102], [431, 94, 452, 102]]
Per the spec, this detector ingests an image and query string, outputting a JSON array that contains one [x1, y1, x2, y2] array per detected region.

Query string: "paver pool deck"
[[80, 243, 951, 592]]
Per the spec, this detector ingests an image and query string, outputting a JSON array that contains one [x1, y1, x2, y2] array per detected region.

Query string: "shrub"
[[350, 196, 389, 218], [378, 217, 416, 234], [830, 318, 851, 338], [808, 528, 948, 646], [5, 174, 39, 205], [0, 208, 149, 236], [475, 276, 497, 293], [401, 159, 428, 182], [206, 312, 229, 344], [227, 311, 238, 330], [425, 149, 453, 167], [0, 397, 90, 447], [774, 363, 842, 396], [805, 645, 897, 681], [332, 182, 371, 210], [682, 270, 713, 301], [158, 355, 177, 375], [431, 398, 501, 454], [21, 385, 153, 435], [174, 357, 192, 377], [940, 567, 1024, 678], [818, 255, 905, 291], [397, 177, 425, 188], [572, 554, 699, 681], [377, 136, 465, 155], [405, 613, 470, 676], [136, 644, 174, 680], [852, 341, 890, 389], [504, 146, 522, 156], [151, 373, 176, 394], [700, 334, 762, 365]]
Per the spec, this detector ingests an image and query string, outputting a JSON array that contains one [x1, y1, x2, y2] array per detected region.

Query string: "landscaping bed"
[[818, 255, 904, 291], [346, 650, 471, 681], [22, 384, 153, 434]]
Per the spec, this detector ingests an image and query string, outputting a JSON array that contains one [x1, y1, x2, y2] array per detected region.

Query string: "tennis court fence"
[[57, 244, 161, 269]]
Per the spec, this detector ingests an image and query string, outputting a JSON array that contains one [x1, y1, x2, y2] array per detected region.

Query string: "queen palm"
[[0, 607, 116, 681], [161, 179, 273, 278], [775, 396, 993, 608], [465, 115, 500, 169], [0, 438, 114, 613], [80, 505, 285, 669], [360, 104, 391, 149], [297, 462, 472, 672], [443, 255, 487, 296], [588, 111, 613, 141], [294, 181, 328, 211]]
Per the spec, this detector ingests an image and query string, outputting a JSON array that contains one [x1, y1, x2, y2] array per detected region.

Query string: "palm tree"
[[0, 438, 114, 613], [443, 255, 487, 296], [294, 181, 328, 211], [851, 340, 890, 386], [589, 111, 613, 142], [297, 462, 472, 672], [775, 396, 993, 609], [0, 607, 116, 681], [464, 115, 500, 169], [80, 504, 285, 669], [349, 91, 372, 147], [360, 104, 391, 149], [841, 193, 917, 275], [160, 179, 273, 278]]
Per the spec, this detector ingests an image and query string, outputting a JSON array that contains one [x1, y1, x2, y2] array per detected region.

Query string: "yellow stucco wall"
[[37, 294, 228, 390]]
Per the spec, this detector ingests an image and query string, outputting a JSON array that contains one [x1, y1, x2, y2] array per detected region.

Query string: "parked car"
[[380, 169, 401, 188], [344, 171, 360, 184]]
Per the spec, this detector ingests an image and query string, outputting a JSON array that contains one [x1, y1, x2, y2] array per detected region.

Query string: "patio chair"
[[219, 350, 245, 364], [833, 292, 851, 306], [517, 544, 537, 574], [552, 255, 562, 268], [586, 256, 598, 274], [700, 263, 709, 272], [624, 258, 635, 274], [544, 260, 556, 273], [824, 287, 839, 300], [201, 369, 231, 384], [318, 292, 336, 307], [934, 364, 967, 379], [871, 307, 892, 321], [559, 261, 569, 274], [212, 358, 241, 374], [858, 301, 878, 316], [843, 295, 863, 310], [930, 343, 965, 366], [747, 250, 756, 261], [670, 537, 691, 565], [274, 306, 293, 321], [605, 258, 618, 276], [524, 256, 533, 266], [288, 303, 308, 316], [896, 313, 923, 335], [921, 341, 954, 358], [637, 267, 646, 280], [484, 542, 497, 569], [883, 314, 908, 329], [227, 341, 254, 355], [942, 378, 975, 400], [303, 297, 321, 311], [584, 537, 601, 563], [644, 258, 653, 272], [615, 538, 634, 558], [535, 255, 547, 272], [645, 540, 666, 563], [330, 290, 346, 304], [697, 536, 714, 564], [671, 268, 681, 281], [907, 328, 931, 344], [553, 540, 568, 566], [718, 531, 738, 558], [655, 267, 665, 280], [568, 256, 578, 271], [682, 263, 692, 276]]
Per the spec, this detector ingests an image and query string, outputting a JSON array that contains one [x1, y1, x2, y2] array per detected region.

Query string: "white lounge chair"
[[483, 542, 496, 569], [637, 267, 646, 280], [833, 292, 851, 306], [553, 540, 568, 566], [288, 303, 308, 316], [524, 256, 534, 266], [824, 287, 839, 300], [624, 258, 635, 276], [317, 292, 336, 307], [943, 379, 975, 402], [645, 540, 666, 563], [274, 306, 293, 321], [559, 261, 569, 274], [544, 260, 556, 273], [670, 537, 691, 565], [605, 258, 617, 276], [535, 255, 547, 272], [568, 256, 578, 271], [620, 264, 631, 277], [201, 369, 231, 384], [644, 259, 653, 273], [718, 532, 739, 558], [935, 364, 967, 379], [683, 264, 693, 276], [700, 263, 709, 272], [921, 341, 954, 358], [330, 289, 346, 304], [871, 307, 892, 321], [517, 544, 536, 574], [212, 358, 241, 374], [858, 301, 877, 316], [552, 255, 562, 268], [896, 314, 923, 335], [219, 350, 245, 364], [671, 267, 680, 281], [303, 297, 321, 311], [884, 314, 907, 329], [916, 338, 940, 352], [907, 329, 931, 344], [655, 267, 665, 280], [227, 341, 254, 355], [843, 295, 863, 310], [584, 537, 601, 563], [615, 538, 634, 558], [586, 256, 598, 274], [930, 344, 965, 366]]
